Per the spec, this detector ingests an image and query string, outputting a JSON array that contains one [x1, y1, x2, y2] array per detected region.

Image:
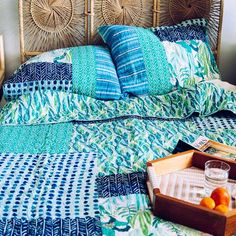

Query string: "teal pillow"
[[98, 25, 173, 96], [71, 46, 122, 100]]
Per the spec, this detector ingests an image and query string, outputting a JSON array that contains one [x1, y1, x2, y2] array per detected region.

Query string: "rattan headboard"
[[19, 0, 224, 65]]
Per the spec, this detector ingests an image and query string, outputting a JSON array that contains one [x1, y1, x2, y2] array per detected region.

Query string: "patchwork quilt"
[[0, 82, 235, 235]]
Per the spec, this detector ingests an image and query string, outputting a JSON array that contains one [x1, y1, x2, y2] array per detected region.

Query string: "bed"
[[0, 0, 236, 235]]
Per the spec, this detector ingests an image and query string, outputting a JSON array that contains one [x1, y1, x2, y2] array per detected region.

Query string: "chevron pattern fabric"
[[7, 62, 72, 83], [152, 18, 207, 42], [3, 62, 73, 100], [0, 217, 102, 236], [96, 172, 147, 198]]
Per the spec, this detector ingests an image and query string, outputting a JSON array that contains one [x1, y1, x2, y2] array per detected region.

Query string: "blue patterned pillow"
[[3, 46, 121, 101], [98, 25, 173, 96]]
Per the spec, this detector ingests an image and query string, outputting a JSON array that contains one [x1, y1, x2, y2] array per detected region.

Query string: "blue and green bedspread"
[[0, 81, 235, 235]]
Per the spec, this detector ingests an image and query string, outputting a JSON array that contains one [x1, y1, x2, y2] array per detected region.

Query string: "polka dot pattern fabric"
[[4, 80, 72, 101], [0, 153, 99, 220]]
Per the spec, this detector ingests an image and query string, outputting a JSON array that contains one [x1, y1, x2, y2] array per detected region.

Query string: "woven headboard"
[[19, 0, 224, 64]]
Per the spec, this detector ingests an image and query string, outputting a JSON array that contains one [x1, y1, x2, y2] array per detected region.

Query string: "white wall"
[[0, 0, 236, 84], [0, 0, 20, 78], [220, 0, 236, 84]]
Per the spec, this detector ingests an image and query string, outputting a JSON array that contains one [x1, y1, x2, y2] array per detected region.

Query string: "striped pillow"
[[98, 25, 173, 96], [4, 46, 122, 101], [71, 46, 121, 100]]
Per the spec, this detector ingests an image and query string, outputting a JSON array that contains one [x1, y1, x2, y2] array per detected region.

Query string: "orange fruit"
[[200, 197, 216, 209], [214, 204, 229, 214], [210, 187, 230, 207]]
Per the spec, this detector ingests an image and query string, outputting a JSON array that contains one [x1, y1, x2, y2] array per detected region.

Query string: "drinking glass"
[[204, 160, 230, 196]]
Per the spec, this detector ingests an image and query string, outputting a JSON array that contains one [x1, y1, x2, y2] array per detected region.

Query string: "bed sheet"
[[0, 82, 235, 235]]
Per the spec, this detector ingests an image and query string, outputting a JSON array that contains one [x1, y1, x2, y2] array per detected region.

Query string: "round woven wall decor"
[[169, 0, 211, 23], [91, 0, 154, 44], [31, 0, 74, 33], [102, 0, 143, 25], [20, 0, 87, 61]]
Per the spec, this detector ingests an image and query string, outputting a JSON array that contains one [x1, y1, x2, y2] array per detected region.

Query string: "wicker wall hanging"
[[19, 0, 87, 62], [90, 0, 155, 44], [19, 0, 223, 64], [155, 0, 224, 65]]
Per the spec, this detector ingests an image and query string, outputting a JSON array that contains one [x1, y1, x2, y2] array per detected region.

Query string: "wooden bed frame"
[[19, 0, 224, 65], [0, 35, 5, 86]]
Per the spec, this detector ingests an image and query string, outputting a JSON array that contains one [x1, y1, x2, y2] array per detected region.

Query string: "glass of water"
[[204, 160, 230, 196]]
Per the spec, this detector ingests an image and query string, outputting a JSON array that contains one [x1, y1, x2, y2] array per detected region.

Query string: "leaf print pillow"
[[151, 18, 220, 89]]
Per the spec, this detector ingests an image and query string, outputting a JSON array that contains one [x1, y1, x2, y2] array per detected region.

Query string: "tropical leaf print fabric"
[[0, 82, 235, 125], [70, 119, 199, 176], [151, 18, 220, 89], [162, 40, 219, 88], [99, 194, 202, 236], [70, 118, 236, 176]]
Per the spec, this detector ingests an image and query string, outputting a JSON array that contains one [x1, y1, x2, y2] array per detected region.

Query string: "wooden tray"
[[192, 137, 236, 160], [173, 137, 236, 160], [147, 150, 236, 236]]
